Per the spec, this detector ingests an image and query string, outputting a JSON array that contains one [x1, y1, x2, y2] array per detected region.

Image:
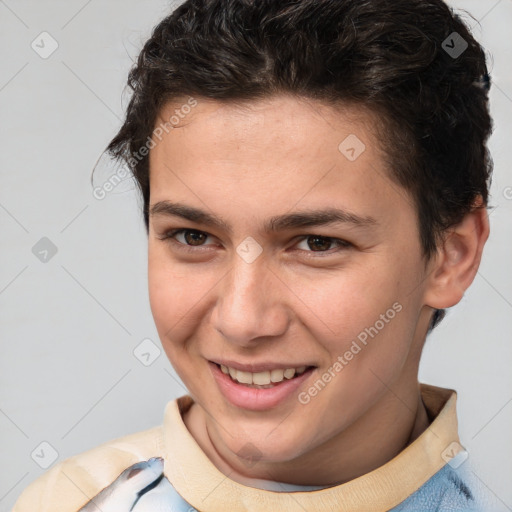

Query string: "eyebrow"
[[149, 201, 378, 235]]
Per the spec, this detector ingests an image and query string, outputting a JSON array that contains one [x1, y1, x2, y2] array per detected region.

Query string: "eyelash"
[[158, 228, 352, 258]]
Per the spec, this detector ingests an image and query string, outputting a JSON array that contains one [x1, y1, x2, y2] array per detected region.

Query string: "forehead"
[[154, 95, 380, 153], [148, 95, 415, 235]]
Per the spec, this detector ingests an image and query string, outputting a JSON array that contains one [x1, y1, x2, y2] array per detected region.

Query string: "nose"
[[211, 255, 290, 348]]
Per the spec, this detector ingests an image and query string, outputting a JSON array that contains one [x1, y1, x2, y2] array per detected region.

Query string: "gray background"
[[1, 0, 511, 510]]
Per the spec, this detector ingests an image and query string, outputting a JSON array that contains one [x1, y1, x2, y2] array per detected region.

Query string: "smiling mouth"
[[214, 363, 315, 389]]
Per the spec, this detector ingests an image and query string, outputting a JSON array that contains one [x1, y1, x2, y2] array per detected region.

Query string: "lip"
[[209, 361, 315, 411], [210, 359, 314, 373]]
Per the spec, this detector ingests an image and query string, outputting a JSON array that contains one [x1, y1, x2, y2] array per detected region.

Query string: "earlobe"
[[423, 197, 490, 310]]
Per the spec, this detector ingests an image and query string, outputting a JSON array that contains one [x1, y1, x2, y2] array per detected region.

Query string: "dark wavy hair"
[[104, 0, 493, 333]]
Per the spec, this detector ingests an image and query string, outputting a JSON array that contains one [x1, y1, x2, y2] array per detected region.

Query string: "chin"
[[222, 427, 309, 465]]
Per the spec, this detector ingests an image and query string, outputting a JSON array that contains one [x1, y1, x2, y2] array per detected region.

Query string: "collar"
[[162, 383, 459, 512]]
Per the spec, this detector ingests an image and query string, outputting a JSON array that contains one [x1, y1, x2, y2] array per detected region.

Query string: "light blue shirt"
[[132, 452, 501, 511]]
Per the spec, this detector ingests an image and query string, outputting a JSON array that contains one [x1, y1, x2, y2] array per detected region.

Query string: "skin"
[[147, 94, 489, 487]]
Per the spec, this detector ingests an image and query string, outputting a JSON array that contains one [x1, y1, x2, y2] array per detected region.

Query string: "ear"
[[423, 196, 490, 310]]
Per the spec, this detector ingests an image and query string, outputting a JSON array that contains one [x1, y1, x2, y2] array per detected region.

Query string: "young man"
[[13, 0, 499, 510]]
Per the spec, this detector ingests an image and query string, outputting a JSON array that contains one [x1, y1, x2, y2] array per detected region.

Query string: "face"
[[147, 94, 433, 466]]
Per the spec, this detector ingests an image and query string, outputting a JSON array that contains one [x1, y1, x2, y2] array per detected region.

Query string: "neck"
[[183, 381, 431, 489]]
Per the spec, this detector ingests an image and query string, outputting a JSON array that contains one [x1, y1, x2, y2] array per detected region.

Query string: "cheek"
[[303, 261, 415, 375], [148, 247, 197, 345], [147, 244, 222, 361], [296, 264, 397, 338], [147, 249, 208, 391]]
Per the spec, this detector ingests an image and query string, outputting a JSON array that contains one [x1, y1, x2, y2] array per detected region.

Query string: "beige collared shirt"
[[12, 383, 462, 511]]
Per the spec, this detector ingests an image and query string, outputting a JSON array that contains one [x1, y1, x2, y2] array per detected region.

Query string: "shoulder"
[[11, 424, 164, 512], [393, 458, 501, 511]]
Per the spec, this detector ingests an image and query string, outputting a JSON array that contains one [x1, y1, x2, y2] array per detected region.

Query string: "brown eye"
[[305, 235, 333, 251], [158, 228, 215, 253], [179, 229, 208, 246], [296, 235, 352, 256]]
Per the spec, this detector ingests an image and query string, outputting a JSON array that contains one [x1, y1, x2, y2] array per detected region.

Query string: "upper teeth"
[[220, 365, 308, 385]]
